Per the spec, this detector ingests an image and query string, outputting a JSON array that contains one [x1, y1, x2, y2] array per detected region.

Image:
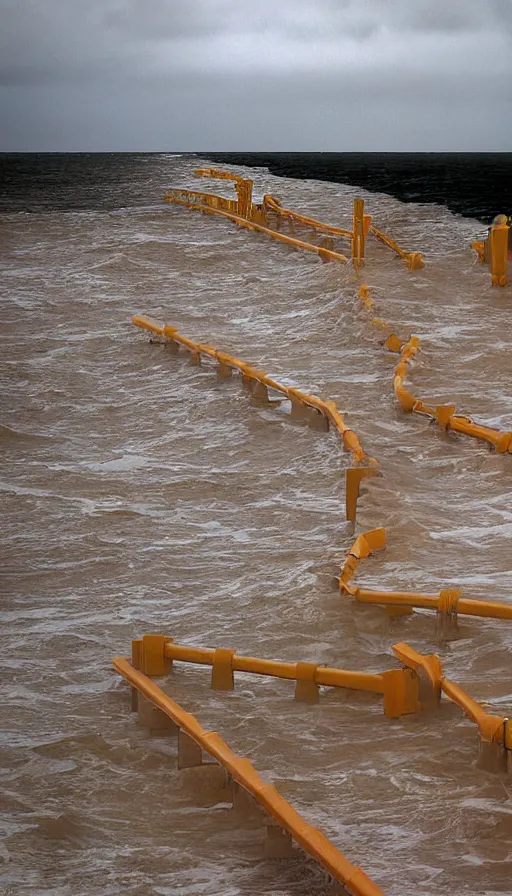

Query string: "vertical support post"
[[264, 824, 295, 858], [345, 467, 378, 524], [178, 730, 203, 769], [382, 668, 420, 718], [137, 694, 179, 735], [294, 662, 320, 703], [352, 199, 365, 266], [211, 648, 235, 691], [236, 179, 253, 219], [252, 381, 269, 404], [477, 739, 508, 774], [308, 409, 330, 432], [490, 220, 509, 286], [141, 634, 172, 677], [231, 780, 261, 813]]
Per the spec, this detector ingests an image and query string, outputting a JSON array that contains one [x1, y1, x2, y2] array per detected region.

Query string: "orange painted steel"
[[165, 187, 238, 213], [132, 633, 420, 720], [164, 170, 426, 272], [356, 590, 512, 621], [263, 194, 353, 239], [339, 528, 386, 594], [194, 167, 245, 183], [391, 336, 512, 454], [489, 221, 509, 286], [131, 314, 375, 467], [113, 656, 385, 896], [352, 199, 366, 266], [345, 467, 380, 523], [392, 644, 511, 751], [164, 192, 349, 264], [339, 529, 512, 623], [369, 224, 424, 270], [158, 637, 386, 695]]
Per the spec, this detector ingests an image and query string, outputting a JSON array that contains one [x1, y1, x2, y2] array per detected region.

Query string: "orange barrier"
[[131, 632, 420, 718], [391, 336, 512, 454], [113, 655, 385, 896], [165, 169, 424, 273], [194, 167, 245, 184], [471, 239, 486, 263], [471, 216, 509, 286], [393, 643, 512, 769], [131, 314, 375, 468], [489, 221, 509, 286], [164, 186, 238, 214], [164, 192, 349, 264], [345, 467, 380, 524], [339, 528, 512, 628], [369, 224, 424, 270], [263, 194, 353, 239]]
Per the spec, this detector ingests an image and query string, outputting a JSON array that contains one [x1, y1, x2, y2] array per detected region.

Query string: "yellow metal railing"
[[471, 215, 510, 286], [391, 336, 512, 453], [163, 168, 424, 272], [393, 642, 512, 768], [113, 654, 385, 896], [338, 528, 512, 627], [132, 315, 381, 523], [121, 169, 512, 895], [130, 632, 421, 719]]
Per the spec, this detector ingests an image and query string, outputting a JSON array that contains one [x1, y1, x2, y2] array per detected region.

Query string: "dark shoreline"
[[202, 153, 512, 224]]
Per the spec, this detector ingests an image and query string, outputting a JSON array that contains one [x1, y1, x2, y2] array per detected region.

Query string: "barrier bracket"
[[294, 662, 320, 703], [211, 648, 236, 691]]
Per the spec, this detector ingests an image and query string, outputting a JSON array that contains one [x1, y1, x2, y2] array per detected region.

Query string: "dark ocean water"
[[204, 152, 512, 224], [0, 152, 173, 213], [0, 152, 511, 223]]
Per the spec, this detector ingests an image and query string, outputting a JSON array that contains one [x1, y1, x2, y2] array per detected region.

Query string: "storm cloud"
[[0, 0, 511, 150]]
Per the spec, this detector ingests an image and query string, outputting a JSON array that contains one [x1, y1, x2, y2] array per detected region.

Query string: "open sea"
[[1, 152, 511, 896]]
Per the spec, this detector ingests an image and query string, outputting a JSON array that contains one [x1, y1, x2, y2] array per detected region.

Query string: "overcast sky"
[[1, 0, 511, 151]]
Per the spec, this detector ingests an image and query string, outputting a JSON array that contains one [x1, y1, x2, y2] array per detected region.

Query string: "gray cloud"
[[0, 0, 511, 149]]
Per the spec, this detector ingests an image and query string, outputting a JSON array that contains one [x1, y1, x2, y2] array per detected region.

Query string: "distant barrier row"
[[166, 171, 512, 454], [164, 167, 425, 271], [114, 651, 385, 896]]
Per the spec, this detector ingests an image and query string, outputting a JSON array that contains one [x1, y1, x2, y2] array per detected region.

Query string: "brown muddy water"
[[1, 154, 511, 896]]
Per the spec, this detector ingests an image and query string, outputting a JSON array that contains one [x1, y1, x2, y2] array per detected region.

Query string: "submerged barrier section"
[[390, 335, 512, 453], [164, 168, 423, 271], [369, 224, 424, 271], [164, 189, 349, 264], [113, 652, 385, 896], [338, 528, 512, 631], [471, 215, 510, 286], [393, 643, 512, 770], [130, 633, 421, 719], [263, 193, 353, 239]]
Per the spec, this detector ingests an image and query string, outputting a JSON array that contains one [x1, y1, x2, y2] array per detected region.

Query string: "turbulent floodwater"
[[1, 154, 511, 896]]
